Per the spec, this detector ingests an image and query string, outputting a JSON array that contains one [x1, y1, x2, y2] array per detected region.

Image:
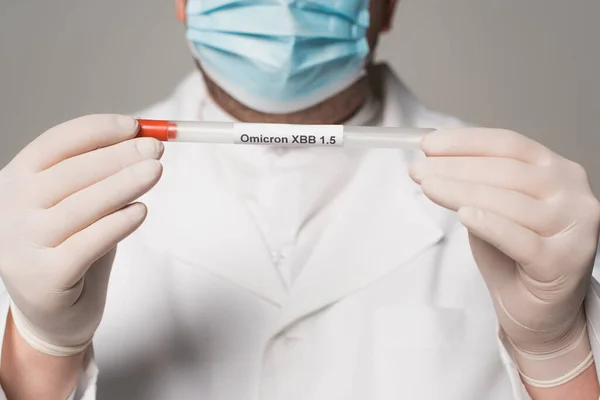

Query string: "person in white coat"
[[0, 0, 599, 399]]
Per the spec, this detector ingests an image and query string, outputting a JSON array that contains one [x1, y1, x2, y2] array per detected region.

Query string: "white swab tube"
[[137, 119, 433, 149]]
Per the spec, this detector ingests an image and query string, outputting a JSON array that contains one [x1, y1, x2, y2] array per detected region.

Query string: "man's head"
[[175, 0, 399, 124]]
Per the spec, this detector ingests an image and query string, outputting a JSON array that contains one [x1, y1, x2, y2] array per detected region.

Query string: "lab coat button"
[[271, 251, 283, 264], [274, 147, 287, 156]]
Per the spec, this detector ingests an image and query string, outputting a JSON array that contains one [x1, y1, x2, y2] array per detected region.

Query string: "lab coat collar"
[[150, 64, 450, 320]]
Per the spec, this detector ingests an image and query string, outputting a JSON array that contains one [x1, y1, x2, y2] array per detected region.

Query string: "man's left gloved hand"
[[409, 128, 600, 388]]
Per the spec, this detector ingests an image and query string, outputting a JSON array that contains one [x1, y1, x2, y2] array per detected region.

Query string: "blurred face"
[[176, 0, 399, 123]]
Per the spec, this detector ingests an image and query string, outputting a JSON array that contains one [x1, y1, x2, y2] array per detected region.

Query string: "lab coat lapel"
[[153, 150, 288, 306], [271, 64, 448, 335], [152, 65, 447, 319], [145, 78, 288, 306], [272, 151, 445, 335]]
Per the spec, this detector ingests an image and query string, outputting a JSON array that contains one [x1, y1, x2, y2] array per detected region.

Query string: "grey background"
[[1, 0, 598, 192]]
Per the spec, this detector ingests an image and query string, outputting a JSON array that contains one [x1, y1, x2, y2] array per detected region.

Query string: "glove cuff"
[[507, 309, 594, 388], [10, 302, 92, 357]]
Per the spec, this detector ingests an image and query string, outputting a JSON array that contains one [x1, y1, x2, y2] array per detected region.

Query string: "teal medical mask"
[[186, 0, 371, 114]]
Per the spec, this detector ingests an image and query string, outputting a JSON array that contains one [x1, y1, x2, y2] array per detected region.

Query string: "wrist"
[[0, 309, 86, 400], [506, 309, 594, 388]]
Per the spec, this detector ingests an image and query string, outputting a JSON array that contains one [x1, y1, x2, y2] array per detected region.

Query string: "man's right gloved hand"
[[0, 115, 163, 356]]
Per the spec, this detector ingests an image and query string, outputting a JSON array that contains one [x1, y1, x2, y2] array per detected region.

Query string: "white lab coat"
[[1, 64, 600, 400]]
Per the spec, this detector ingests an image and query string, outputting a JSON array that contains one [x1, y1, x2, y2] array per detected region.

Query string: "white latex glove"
[[409, 128, 600, 387], [0, 115, 163, 356]]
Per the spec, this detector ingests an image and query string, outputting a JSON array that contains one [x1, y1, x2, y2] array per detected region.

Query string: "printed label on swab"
[[233, 123, 344, 147]]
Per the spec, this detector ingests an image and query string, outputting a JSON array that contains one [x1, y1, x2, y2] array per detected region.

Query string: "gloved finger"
[[421, 128, 554, 166], [34, 159, 162, 247], [9, 115, 139, 173], [465, 233, 517, 298], [34, 137, 164, 208], [409, 157, 556, 199], [421, 176, 564, 237], [52, 203, 147, 288], [459, 206, 549, 282]]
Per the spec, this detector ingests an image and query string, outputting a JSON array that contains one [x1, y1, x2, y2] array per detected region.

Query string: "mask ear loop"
[[187, 40, 202, 61]]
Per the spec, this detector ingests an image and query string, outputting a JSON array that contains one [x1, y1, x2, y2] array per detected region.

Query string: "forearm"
[[525, 362, 600, 400], [0, 310, 85, 400]]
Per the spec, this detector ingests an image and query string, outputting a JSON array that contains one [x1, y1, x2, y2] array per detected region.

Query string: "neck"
[[200, 66, 370, 125]]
